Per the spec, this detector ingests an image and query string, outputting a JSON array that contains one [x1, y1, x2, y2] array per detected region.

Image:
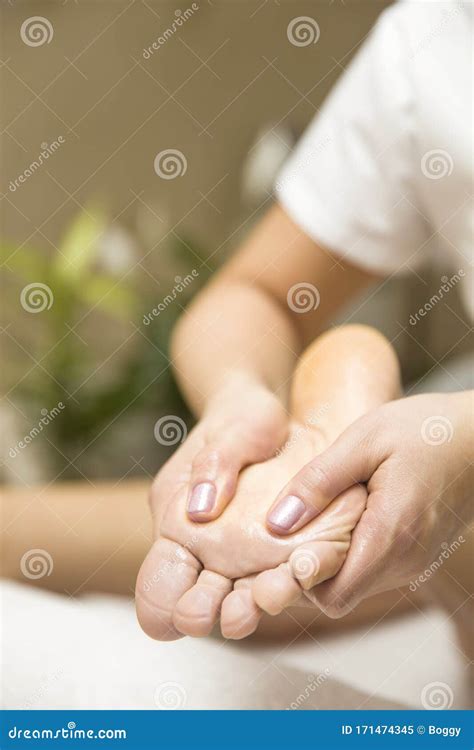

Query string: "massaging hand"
[[159, 375, 289, 524], [136, 416, 367, 641], [136, 326, 401, 640], [266, 391, 473, 618]]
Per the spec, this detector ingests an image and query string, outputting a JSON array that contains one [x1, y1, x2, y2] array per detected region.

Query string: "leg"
[[0, 480, 150, 596]]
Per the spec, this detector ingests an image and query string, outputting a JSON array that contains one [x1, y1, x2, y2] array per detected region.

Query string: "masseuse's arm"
[[169, 202, 377, 521], [161, 1, 429, 525]]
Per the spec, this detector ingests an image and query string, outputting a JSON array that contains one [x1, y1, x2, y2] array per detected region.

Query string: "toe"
[[220, 587, 261, 640], [290, 540, 348, 590], [135, 537, 201, 641], [173, 570, 232, 637], [252, 564, 302, 615]]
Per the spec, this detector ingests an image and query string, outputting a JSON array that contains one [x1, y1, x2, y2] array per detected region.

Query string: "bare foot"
[[135, 325, 400, 641], [136, 423, 365, 640]]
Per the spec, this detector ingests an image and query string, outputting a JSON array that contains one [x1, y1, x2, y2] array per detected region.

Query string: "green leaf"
[[80, 275, 138, 320], [54, 207, 107, 284]]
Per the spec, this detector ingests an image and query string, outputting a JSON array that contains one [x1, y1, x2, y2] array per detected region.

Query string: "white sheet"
[[1, 581, 468, 710]]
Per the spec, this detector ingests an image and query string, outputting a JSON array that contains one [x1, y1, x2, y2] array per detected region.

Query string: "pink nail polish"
[[187, 482, 216, 517], [268, 495, 306, 531]]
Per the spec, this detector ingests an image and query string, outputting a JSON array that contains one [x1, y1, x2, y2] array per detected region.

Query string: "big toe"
[[252, 563, 303, 615], [135, 537, 201, 641], [173, 570, 232, 637]]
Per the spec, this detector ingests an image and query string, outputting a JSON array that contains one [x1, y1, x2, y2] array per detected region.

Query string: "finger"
[[220, 584, 262, 640], [135, 537, 201, 641], [252, 563, 305, 616], [289, 541, 349, 590], [186, 431, 278, 523], [289, 484, 367, 590], [266, 415, 381, 535], [255, 486, 367, 616], [173, 570, 232, 637], [310, 501, 388, 618]]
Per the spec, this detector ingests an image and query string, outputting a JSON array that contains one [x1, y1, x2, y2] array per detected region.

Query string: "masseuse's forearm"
[[171, 278, 300, 414], [171, 203, 378, 415]]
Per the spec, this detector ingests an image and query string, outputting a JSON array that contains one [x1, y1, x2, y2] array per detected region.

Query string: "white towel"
[[1, 581, 467, 710]]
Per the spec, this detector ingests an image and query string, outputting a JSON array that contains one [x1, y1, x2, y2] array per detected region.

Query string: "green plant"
[[3, 207, 211, 476]]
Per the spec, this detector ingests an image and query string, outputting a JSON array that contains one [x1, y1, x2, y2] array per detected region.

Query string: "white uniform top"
[[277, 0, 473, 319]]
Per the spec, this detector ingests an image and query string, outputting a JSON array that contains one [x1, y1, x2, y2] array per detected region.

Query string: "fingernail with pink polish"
[[268, 495, 306, 531], [187, 482, 216, 517]]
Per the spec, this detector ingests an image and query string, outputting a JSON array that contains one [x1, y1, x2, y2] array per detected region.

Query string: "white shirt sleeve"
[[276, 4, 431, 275]]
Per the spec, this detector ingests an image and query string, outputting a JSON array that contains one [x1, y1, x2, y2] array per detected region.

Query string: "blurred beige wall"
[[2, 1, 468, 349], [2, 1, 386, 247]]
